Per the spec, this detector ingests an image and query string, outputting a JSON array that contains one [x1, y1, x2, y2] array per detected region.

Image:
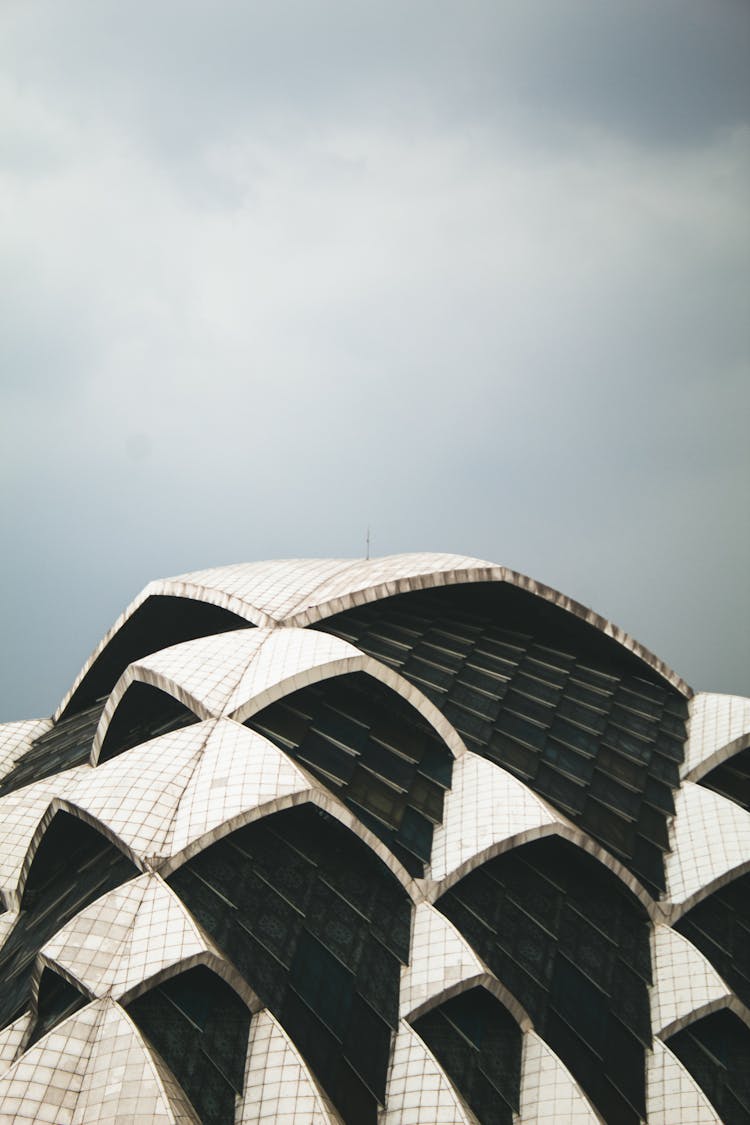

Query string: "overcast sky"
[[1, 0, 748, 721]]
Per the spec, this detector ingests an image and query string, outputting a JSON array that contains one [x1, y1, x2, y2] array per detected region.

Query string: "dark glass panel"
[[169, 805, 410, 1124], [245, 673, 453, 877], [667, 1011, 750, 1125], [61, 595, 251, 718], [314, 582, 689, 895], [29, 968, 88, 1045], [412, 988, 522, 1125], [675, 873, 750, 1011], [97, 682, 199, 763], [436, 837, 651, 1125], [127, 965, 250, 1125], [0, 813, 138, 1031], [0, 699, 106, 797]]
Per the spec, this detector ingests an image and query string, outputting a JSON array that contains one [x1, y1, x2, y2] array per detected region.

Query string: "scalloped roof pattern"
[[0, 554, 747, 1124]]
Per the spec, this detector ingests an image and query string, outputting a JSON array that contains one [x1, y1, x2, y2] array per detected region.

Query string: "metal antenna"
[[366, 526, 371, 560]]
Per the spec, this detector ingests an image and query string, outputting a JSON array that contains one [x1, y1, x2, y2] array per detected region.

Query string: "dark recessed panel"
[[436, 837, 651, 1125], [0, 813, 138, 1031], [245, 672, 453, 877], [0, 699, 106, 797], [667, 1010, 750, 1125], [412, 987, 522, 1125], [97, 682, 199, 763], [168, 805, 411, 1124], [29, 968, 88, 1046], [675, 872, 750, 1012], [127, 965, 250, 1125], [61, 595, 252, 719], [698, 745, 750, 812], [314, 583, 688, 895]]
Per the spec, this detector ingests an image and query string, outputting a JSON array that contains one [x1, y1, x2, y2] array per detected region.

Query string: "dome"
[[0, 554, 748, 1124]]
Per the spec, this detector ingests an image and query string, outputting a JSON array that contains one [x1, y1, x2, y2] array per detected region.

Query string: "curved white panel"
[[380, 1018, 477, 1124], [426, 752, 562, 893], [91, 627, 467, 765], [518, 1031, 600, 1124], [238, 1008, 340, 1124], [0, 997, 199, 1123], [0, 765, 89, 911], [650, 924, 734, 1038], [665, 782, 750, 920], [400, 902, 487, 1021], [646, 1037, 721, 1124], [40, 872, 256, 1008], [68, 720, 311, 866], [0, 1012, 30, 1076], [682, 691, 750, 782]]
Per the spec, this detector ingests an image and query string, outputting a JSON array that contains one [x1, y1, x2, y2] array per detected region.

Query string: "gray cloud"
[[1, 0, 748, 720]]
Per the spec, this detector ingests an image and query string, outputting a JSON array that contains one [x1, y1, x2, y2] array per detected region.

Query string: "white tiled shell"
[[237, 1009, 340, 1124], [649, 924, 736, 1038], [0, 765, 89, 911], [91, 627, 467, 765], [517, 1031, 601, 1124], [380, 1018, 478, 1125], [664, 781, 750, 920], [0, 1012, 30, 1076], [399, 904, 488, 1022], [399, 902, 531, 1030], [67, 719, 313, 868], [0, 719, 53, 784], [682, 691, 750, 782], [425, 753, 562, 895], [646, 1038, 722, 1124], [0, 997, 199, 1123], [39, 872, 257, 1008], [56, 553, 690, 721]]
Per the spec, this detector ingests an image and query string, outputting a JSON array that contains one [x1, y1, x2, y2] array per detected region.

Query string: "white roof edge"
[[55, 554, 692, 720]]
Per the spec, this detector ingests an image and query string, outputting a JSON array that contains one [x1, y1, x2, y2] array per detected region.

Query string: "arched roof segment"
[[91, 626, 468, 764], [682, 691, 750, 782], [56, 552, 691, 720], [664, 782, 750, 921], [425, 751, 656, 915]]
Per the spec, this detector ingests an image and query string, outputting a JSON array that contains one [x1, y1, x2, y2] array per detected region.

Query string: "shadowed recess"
[[698, 745, 750, 812], [675, 872, 750, 1012], [435, 836, 651, 1125], [61, 595, 252, 719], [412, 987, 522, 1125], [97, 681, 200, 763], [168, 804, 411, 1125], [127, 965, 251, 1125], [0, 698, 106, 797], [666, 1010, 750, 1125], [0, 812, 138, 1031], [29, 967, 88, 1045], [244, 671, 453, 876], [314, 582, 688, 896]]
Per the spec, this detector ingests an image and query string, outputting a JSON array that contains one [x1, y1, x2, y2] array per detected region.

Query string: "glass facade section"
[[0, 813, 137, 1031], [316, 582, 687, 896], [436, 837, 651, 1125], [412, 987, 522, 1125], [168, 805, 410, 1124], [245, 672, 453, 876]]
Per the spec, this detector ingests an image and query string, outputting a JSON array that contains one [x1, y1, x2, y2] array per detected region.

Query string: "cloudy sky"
[[1, 1, 748, 720]]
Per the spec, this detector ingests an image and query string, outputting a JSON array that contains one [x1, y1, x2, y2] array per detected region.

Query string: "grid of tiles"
[[0, 553, 748, 1125]]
